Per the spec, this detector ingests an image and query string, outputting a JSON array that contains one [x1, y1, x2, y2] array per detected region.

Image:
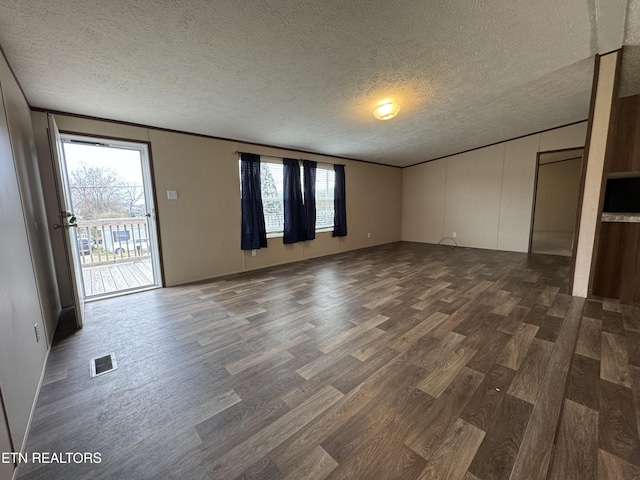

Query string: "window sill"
[[266, 227, 334, 239]]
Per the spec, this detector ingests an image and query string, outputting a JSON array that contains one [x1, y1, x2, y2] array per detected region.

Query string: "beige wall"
[[0, 60, 60, 342], [401, 122, 588, 252], [533, 158, 582, 233], [31, 112, 403, 294], [0, 51, 51, 460]]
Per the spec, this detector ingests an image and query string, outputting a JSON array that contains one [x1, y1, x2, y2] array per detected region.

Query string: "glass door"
[[58, 132, 162, 299]]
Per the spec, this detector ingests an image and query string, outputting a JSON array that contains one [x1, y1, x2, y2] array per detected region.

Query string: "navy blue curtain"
[[303, 160, 317, 241], [283, 158, 305, 244], [240, 153, 267, 250], [333, 164, 347, 237]]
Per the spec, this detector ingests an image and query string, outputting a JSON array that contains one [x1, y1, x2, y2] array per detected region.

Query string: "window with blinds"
[[260, 161, 285, 234], [239, 158, 336, 235], [314, 166, 335, 230]]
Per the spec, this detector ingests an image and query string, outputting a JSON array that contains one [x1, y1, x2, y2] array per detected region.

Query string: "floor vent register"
[[90, 353, 118, 378]]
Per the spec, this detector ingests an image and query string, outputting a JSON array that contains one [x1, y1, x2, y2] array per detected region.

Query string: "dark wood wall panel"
[[592, 93, 640, 303], [608, 94, 640, 174], [593, 222, 640, 303]]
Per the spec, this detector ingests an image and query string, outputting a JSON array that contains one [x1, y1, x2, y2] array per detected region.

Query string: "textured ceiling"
[[0, 1, 633, 166], [621, 0, 640, 97]]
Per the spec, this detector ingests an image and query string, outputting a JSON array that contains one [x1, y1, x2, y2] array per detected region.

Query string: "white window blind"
[[315, 166, 335, 229], [260, 161, 284, 234]]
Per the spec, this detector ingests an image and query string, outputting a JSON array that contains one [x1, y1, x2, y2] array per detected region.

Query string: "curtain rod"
[[234, 151, 342, 167]]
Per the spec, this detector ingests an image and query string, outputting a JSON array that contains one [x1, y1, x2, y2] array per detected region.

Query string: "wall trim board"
[[57, 129, 167, 288], [587, 48, 623, 296], [528, 151, 543, 254], [538, 146, 587, 155], [539, 156, 583, 166], [403, 119, 588, 168], [32, 108, 400, 169], [599, 47, 624, 57], [571, 51, 620, 297], [569, 55, 602, 294]]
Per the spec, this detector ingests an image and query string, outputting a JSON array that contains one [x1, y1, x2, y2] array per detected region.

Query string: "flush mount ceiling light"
[[373, 101, 400, 120]]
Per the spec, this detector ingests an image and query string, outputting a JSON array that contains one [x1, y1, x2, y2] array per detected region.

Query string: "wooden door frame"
[[58, 130, 166, 291]]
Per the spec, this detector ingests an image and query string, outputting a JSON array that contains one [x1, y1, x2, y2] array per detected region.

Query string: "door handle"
[[58, 211, 77, 225], [53, 224, 78, 230]]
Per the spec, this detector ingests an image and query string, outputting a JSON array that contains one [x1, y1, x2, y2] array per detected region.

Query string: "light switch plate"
[[167, 190, 178, 200]]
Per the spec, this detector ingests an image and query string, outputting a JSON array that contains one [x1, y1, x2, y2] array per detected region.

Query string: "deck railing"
[[76, 218, 150, 265], [263, 210, 334, 233]]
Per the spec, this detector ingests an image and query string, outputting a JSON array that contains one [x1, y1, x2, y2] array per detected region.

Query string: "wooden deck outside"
[[81, 257, 154, 297]]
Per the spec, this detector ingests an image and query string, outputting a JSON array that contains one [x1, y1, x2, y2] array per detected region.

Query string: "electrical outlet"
[[367, 233, 371, 238], [252, 249, 257, 257], [167, 190, 178, 200], [34, 324, 40, 342], [452, 232, 457, 238]]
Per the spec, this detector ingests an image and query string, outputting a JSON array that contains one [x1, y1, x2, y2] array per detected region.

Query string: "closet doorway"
[[530, 148, 584, 256]]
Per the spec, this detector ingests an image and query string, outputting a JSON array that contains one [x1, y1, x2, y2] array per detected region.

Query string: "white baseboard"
[[11, 343, 51, 480]]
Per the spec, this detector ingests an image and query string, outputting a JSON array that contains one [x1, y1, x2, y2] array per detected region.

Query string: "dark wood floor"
[[16, 242, 640, 479]]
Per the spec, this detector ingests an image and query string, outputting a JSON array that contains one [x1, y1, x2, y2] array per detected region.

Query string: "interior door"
[[48, 114, 85, 328]]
